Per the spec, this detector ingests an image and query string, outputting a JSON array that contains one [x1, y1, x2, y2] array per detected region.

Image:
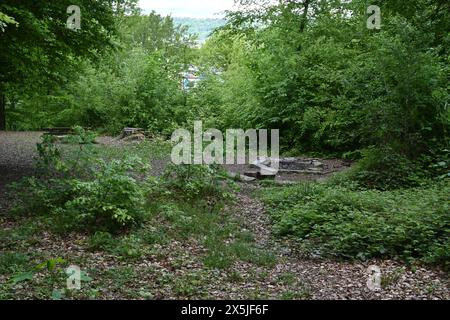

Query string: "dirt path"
[[230, 184, 449, 300], [0, 132, 42, 214]]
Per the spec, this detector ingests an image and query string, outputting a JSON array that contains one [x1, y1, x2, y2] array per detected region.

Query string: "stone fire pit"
[[226, 157, 351, 183]]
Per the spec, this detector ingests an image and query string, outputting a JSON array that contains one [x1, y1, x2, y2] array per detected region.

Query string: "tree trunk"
[[0, 91, 6, 131], [300, 0, 311, 33]]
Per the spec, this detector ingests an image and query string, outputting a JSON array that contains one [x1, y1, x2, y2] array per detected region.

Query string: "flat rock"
[[240, 175, 257, 183]]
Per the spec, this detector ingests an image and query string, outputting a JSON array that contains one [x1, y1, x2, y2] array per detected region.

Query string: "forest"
[[0, 0, 449, 301]]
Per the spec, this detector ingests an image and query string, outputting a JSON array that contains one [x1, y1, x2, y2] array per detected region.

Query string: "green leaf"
[[80, 271, 93, 282], [35, 257, 66, 271], [11, 271, 34, 284], [47, 257, 66, 271]]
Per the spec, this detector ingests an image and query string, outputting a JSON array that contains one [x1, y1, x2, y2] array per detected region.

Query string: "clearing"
[[0, 132, 448, 300]]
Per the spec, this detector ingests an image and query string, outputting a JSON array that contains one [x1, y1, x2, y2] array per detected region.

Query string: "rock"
[[54, 135, 68, 143], [240, 175, 257, 183], [227, 172, 257, 182], [250, 157, 271, 169], [311, 250, 322, 259], [312, 160, 324, 168], [244, 170, 260, 178], [260, 166, 278, 177], [225, 172, 256, 183], [307, 167, 323, 173]]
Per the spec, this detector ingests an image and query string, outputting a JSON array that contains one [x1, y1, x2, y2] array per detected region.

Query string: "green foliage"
[[6, 11, 194, 135], [172, 272, 206, 298], [0, 252, 29, 275], [10, 257, 66, 284], [36, 134, 64, 172], [0, 11, 18, 32], [13, 134, 151, 232], [10, 271, 34, 284], [260, 181, 450, 269], [87, 231, 115, 251], [352, 147, 427, 190], [161, 164, 233, 201], [0, 0, 123, 129], [114, 235, 145, 260], [3, 2, 450, 297], [88, 232, 146, 260], [56, 157, 148, 229], [63, 126, 97, 145], [193, 0, 450, 185]]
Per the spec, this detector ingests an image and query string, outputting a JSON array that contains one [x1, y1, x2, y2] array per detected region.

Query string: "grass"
[[277, 272, 297, 286], [0, 203, 275, 299], [173, 271, 208, 298], [279, 287, 312, 300], [381, 267, 406, 289], [0, 226, 39, 251]]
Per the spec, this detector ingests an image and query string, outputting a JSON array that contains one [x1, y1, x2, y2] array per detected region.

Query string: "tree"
[[196, 0, 449, 162], [0, 0, 133, 130], [119, 12, 197, 76], [8, 10, 195, 134]]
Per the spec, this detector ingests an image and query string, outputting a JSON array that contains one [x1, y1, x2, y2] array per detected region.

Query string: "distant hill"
[[173, 18, 226, 42]]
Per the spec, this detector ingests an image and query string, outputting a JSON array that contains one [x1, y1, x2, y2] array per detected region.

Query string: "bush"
[[351, 147, 426, 190], [260, 181, 450, 269], [63, 126, 97, 145], [55, 157, 149, 230], [36, 134, 64, 173], [161, 164, 233, 201], [12, 134, 152, 232]]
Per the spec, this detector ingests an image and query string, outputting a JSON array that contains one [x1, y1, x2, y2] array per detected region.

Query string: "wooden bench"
[[42, 127, 73, 136], [42, 127, 92, 136]]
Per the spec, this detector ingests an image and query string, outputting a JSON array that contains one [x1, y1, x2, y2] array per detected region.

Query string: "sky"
[[139, 0, 236, 19]]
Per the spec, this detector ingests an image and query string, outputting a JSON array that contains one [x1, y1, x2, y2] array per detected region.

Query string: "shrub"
[[63, 126, 97, 145], [161, 164, 233, 201], [114, 235, 145, 260], [36, 134, 64, 174], [13, 134, 152, 232], [260, 181, 450, 269], [351, 147, 426, 190], [55, 157, 149, 230]]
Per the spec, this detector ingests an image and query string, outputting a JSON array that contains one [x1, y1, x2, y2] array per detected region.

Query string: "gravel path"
[[0, 132, 42, 214]]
